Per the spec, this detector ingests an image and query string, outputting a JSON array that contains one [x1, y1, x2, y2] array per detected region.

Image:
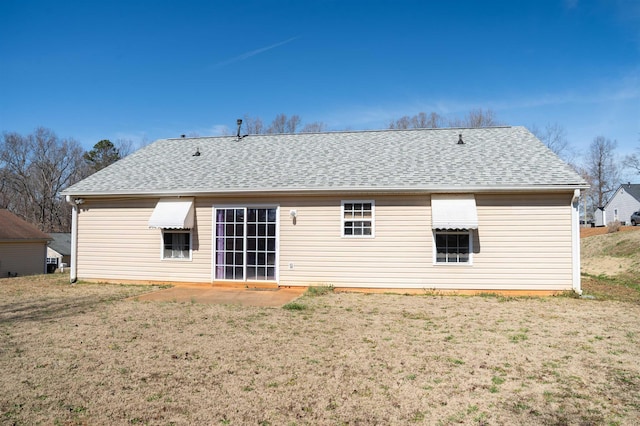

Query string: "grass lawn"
[[1, 274, 639, 425]]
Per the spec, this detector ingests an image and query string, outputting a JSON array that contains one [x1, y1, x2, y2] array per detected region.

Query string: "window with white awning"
[[431, 194, 477, 264], [148, 198, 195, 229]]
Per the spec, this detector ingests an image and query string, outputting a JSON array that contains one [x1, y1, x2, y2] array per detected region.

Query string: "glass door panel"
[[215, 208, 245, 280]]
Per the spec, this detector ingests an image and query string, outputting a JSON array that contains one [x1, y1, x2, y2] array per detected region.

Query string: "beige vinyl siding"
[[75, 192, 575, 290], [0, 241, 47, 277], [76, 198, 212, 282], [279, 193, 574, 291], [279, 195, 431, 287], [461, 192, 572, 290]]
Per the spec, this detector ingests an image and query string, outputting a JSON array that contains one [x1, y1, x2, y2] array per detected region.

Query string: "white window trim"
[[161, 230, 192, 261], [432, 230, 473, 266], [211, 204, 280, 282], [341, 200, 375, 238]]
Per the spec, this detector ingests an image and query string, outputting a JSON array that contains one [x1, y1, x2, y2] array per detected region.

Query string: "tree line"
[[0, 128, 130, 232], [2, 110, 638, 232]]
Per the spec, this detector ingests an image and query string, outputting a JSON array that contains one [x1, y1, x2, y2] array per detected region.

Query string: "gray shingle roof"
[[48, 233, 72, 256], [620, 184, 640, 203], [63, 126, 587, 196]]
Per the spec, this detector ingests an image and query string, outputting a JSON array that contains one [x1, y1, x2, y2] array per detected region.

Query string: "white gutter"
[[61, 184, 590, 199], [571, 189, 582, 295]]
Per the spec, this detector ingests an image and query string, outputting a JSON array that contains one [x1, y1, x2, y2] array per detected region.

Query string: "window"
[[162, 231, 191, 260], [434, 231, 471, 264], [342, 201, 374, 237]]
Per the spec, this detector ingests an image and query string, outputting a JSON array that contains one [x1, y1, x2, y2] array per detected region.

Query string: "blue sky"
[[1, 0, 638, 162]]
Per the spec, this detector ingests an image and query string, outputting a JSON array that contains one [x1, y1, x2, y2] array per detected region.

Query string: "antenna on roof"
[[236, 119, 248, 141], [457, 134, 464, 145]]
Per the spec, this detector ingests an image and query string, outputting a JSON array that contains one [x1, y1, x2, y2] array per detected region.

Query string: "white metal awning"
[[431, 194, 478, 230], [148, 198, 195, 229]]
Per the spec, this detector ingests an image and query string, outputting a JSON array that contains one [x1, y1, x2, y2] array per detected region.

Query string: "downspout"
[[571, 189, 582, 295], [66, 195, 81, 284]]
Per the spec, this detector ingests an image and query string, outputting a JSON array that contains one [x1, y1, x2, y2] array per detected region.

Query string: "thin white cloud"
[[322, 68, 640, 135], [210, 124, 231, 136], [212, 37, 300, 69], [493, 70, 640, 111], [114, 131, 149, 145]]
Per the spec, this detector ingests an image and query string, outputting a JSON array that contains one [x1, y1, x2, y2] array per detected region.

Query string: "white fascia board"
[[61, 184, 590, 199]]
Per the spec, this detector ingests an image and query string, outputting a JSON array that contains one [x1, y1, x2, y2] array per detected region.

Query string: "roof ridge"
[[165, 126, 517, 140]]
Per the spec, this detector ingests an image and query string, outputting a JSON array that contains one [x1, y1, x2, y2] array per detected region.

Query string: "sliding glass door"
[[214, 207, 277, 281]]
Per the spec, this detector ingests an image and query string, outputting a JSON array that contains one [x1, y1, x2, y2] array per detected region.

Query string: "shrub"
[[607, 221, 621, 233]]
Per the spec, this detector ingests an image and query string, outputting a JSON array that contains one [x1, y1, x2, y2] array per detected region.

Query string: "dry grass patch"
[[581, 227, 640, 278], [1, 275, 640, 425]]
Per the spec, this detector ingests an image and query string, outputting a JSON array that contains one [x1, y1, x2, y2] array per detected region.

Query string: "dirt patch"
[[1, 275, 639, 425], [130, 285, 305, 307], [580, 225, 637, 238], [582, 276, 640, 302]]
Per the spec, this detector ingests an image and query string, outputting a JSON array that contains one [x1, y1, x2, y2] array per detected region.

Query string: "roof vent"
[[457, 134, 464, 145], [192, 147, 201, 157], [236, 118, 248, 141]]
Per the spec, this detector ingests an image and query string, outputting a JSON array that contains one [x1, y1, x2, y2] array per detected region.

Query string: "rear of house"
[[62, 126, 587, 294]]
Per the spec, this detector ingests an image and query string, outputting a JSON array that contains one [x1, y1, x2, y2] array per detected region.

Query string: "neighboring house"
[[0, 209, 51, 277], [593, 183, 640, 227], [47, 233, 72, 271], [62, 126, 588, 294]]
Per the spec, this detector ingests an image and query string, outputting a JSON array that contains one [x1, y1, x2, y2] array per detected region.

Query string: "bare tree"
[[301, 121, 328, 133], [266, 114, 302, 134], [449, 108, 501, 128], [583, 136, 621, 210], [623, 140, 640, 176], [389, 109, 498, 130], [115, 138, 135, 158], [242, 115, 265, 134], [388, 115, 412, 129], [0, 127, 85, 232], [389, 112, 445, 129], [267, 114, 287, 134], [285, 115, 301, 133], [241, 114, 326, 135], [423, 112, 445, 128], [530, 122, 575, 163]]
